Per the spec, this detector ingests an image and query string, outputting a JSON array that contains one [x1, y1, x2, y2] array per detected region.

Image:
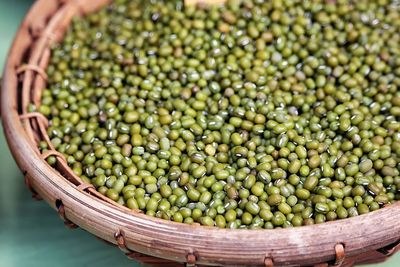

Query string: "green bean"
[[39, 0, 399, 229]]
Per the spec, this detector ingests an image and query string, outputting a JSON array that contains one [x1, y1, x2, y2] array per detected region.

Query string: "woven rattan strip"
[[19, 112, 49, 127], [186, 253, 197, 267], [77, 183, 96, 192], [378, 239, 400, 256], [19, 112, 53, 151], [31, 48, 51, 106], [41, 149, 66, 162], [115, 229, 134, 255], [56, 199, 78, 229], [264, 257, 273, 267], [334, 244, 346, 266], [16, 64, 48, 80]]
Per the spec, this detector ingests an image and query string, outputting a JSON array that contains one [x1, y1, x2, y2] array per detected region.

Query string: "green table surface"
[[0, 1, 398, 267]]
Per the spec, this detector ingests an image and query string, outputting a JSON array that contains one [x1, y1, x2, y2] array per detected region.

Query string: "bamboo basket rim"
[[1, 0, 400, 266]]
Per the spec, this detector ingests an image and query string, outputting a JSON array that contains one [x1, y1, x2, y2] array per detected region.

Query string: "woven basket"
[[1, 0, 400, 266]]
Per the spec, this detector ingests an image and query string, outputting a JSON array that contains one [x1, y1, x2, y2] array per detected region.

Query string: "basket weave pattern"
[[1, 0, 400, 266]]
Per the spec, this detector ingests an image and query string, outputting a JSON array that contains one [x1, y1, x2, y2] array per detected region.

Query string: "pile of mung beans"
[[37, 0, 400, 228]]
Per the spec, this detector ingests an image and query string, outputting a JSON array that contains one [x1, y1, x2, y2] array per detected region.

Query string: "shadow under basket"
[[1, 0, 400, 266]]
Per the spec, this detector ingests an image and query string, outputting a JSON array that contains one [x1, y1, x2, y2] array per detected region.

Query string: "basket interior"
[[4, 0, 400, 266]]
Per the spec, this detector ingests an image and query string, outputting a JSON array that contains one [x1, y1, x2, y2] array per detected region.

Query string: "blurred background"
[[0, 1, 398, 267]]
